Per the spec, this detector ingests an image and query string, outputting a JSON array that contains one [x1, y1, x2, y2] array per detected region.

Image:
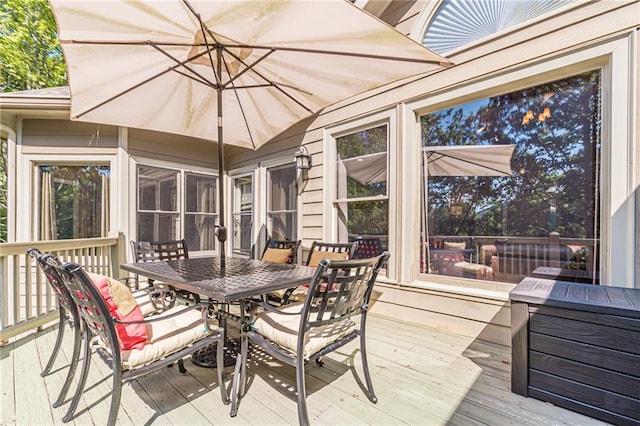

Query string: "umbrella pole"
[[216, 48, 227, 260]]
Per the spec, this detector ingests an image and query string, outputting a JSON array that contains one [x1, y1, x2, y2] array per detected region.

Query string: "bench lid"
[[510, 277, 640, 318]]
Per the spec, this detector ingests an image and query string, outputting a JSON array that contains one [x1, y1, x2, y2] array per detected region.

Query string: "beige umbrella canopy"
[[422, 144, 515, 272], [424, 144, 515, 177], [49, 0, 450, 256], [340, 152, 387, 185]]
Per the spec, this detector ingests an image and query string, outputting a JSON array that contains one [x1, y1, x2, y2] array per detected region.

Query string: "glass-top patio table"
[[121, 256, 317, 417]]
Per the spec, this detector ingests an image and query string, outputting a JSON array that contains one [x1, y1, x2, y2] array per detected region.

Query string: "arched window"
[[423, 0, 576, 54]]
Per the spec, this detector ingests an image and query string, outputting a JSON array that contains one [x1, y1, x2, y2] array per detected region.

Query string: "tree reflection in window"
[[421, 70, 601, 282]]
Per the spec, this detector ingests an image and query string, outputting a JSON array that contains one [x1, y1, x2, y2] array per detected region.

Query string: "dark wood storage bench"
[[510, 277, 640, 425]]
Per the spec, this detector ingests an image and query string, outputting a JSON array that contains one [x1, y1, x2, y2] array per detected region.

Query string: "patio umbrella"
[[422, 144, 515, 271], [340, 152, 387, 185], [49, 0, 450, 257], [424, 144, 515, 176]]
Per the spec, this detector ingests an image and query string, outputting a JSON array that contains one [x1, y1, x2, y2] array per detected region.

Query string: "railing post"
[[110, 232, 126, 278], [0, 256, 8, 333], [548, 231, 561, 267]]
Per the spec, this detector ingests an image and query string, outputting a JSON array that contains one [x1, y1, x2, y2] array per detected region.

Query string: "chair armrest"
[[135, 286, 178, 310], [113, 302, 221, 332], [249, 300, 302, 316], [118, 276, 138, 290]]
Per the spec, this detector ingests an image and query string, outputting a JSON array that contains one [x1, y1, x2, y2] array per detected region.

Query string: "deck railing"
[[0, 233, 126, 341], [428, 234, 599, 283]]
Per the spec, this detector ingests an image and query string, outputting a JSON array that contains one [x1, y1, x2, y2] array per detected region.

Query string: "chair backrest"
[[305, 241, 357, 267], [130, 239, 189, 263], [261, 239, 301, 264], [28, 248, 76, 313], [300, 252, 390, 333], [352, 237, 383, 259], [50, 257, 121, 360]]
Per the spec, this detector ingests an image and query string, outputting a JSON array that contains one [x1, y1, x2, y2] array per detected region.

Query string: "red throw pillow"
[[92, 276, 148, 350]]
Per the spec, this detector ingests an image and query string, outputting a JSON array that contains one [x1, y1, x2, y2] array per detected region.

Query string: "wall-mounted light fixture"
[[294, 146, 312, 170]]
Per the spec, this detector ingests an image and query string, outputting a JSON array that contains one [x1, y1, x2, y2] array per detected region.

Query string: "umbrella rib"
[[67, 40, 448, 67], [244, 45, 449, 66], [74, 43, 221, 118], [74, 67, 174, 118], [150, 43, 218, 88]]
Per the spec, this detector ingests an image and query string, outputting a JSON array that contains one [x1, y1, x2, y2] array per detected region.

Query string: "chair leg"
[[216, 334, 230, 404], [359, 323, 377, 403], [177, 359, 187, 374], [107, 366, 123, 426], [42, 307, 66, 377], [52, 314, 81, 407], [295, 356, 310, 426], [239, 334, 248, 397], [62, 326, 92, 423]]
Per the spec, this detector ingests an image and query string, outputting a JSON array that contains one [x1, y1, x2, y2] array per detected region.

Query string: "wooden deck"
[[1, 314, 610, 425]]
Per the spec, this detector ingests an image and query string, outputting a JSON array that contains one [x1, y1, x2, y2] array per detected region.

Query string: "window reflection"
[[420, 70, 601, 284]]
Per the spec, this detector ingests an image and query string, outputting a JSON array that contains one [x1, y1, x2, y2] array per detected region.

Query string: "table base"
[[191, 338, 250, 368]]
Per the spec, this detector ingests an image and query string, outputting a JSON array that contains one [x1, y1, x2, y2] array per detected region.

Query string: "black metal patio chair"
[[241, 252, 390, 426], [27, 248, 82, 409], [276, 241, 357, 305], [130, 239, 199, 305], [260, 238, 301, 264], [48, 255, 229, 425]]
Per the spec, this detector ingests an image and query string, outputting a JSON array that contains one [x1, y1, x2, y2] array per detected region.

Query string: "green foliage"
[[0, 0, 66, 91]]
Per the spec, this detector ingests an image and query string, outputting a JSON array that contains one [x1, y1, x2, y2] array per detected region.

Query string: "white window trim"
[[256, 157, 300, 257], [21, 153, 117, 242], [403, 35, 636, 287], [228, 166, 256, 258], [324, 109, 397, 280]]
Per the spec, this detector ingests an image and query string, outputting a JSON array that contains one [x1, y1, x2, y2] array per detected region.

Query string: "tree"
[[0, 0, 66, 241], [0, 0, 66, 92]]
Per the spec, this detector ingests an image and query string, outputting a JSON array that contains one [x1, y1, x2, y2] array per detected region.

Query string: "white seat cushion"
[[121, 307, 219, 370], [269, 285, 308, 302], [133, 290, 160, 316], [251, 303, 355, 360]]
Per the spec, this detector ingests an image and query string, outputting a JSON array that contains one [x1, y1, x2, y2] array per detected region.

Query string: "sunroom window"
[[39, 165, 110, 240], [136, 165, 217, 251], [266, 163, 298, 242], [420, 70, 601, 285]]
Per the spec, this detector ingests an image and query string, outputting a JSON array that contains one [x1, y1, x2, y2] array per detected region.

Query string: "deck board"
[[0, 314, 612, 425]]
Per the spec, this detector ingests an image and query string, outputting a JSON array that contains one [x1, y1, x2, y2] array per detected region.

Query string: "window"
[[266, 163, 297, 241], [136, 165, 217, 251], [137, 166, 179, 242], [422, 0, 577, 54], [39, 165, 110, 240], [232, 174, 253, 255], [184, 172, 217, 251], [420, 70, 601, 284], [335, 124, 388, 251]]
